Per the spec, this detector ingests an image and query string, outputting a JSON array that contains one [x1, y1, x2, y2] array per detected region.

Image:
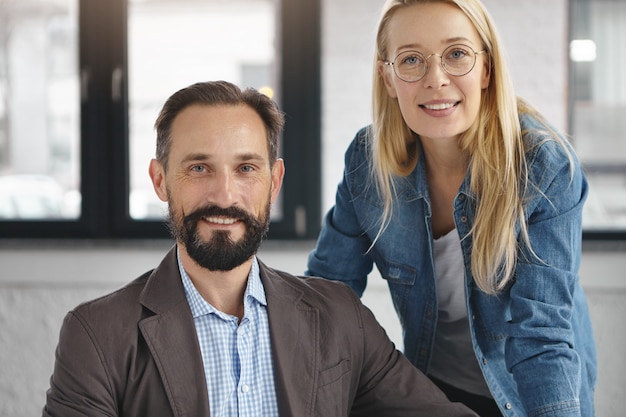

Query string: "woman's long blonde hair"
[[371, 0, 559, 294]]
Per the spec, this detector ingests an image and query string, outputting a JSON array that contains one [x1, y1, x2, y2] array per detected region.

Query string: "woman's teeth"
[[422, 102, 456, 110]]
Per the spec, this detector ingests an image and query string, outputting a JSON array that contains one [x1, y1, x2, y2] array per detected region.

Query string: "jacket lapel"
[[138, 247, 211, 417], [136, 251, 321, 417], [259, 261, 320, 417]]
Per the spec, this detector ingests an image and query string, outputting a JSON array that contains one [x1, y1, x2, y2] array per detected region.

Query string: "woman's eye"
[[448, 49, 469, 60], [402, 55, 422, 65]]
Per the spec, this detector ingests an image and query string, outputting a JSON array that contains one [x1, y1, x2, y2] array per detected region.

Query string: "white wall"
[[1, 1, 624, 416]]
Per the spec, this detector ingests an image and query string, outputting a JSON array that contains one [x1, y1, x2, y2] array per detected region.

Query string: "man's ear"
[[149, 159, 168, 202], [270, 158, 285, 204]]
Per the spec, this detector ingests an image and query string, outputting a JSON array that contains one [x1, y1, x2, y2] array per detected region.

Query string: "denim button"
[[505, 402, 512, 409]]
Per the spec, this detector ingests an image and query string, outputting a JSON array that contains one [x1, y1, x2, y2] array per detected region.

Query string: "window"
[[0, 0, 321, 239], [127, 0, 279, 221], [570, 0, 626, 239], [0, 0, 80, 222]]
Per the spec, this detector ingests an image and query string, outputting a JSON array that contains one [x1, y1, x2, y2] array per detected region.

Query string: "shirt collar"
[[177, 247, 267, 319]]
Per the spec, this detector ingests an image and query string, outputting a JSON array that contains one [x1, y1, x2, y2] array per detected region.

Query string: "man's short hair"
[[154, 80, 285, 170]]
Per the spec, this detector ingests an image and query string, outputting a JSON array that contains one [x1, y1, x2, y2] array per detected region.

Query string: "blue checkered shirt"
[[178, 252, 279, 417]]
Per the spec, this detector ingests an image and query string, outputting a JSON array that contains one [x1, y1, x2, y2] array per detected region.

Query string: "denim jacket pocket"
[[370, 254, 416, 316], [370, 254, 416, 285]]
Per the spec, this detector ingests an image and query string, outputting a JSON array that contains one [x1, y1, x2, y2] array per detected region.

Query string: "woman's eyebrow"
[[396, 36, 475, 51]]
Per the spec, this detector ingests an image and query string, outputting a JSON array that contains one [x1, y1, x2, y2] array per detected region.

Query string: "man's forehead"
[[173, 103, 261, 125], [168, 105, 270, 161]]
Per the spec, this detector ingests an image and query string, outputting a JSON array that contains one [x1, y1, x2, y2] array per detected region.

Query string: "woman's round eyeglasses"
[[384, 44, 487, 83]]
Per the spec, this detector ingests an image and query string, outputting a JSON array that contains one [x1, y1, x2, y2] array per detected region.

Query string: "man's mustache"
[[183, 205, 260, 229]]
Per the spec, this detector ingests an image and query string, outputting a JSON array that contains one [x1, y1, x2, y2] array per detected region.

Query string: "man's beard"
[[166, 202, 271, 272]]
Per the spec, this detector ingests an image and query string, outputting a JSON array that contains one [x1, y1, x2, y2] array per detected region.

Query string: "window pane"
[[0, 0, 80, 220], [571, 0, 626, 230], [128, 0, 280, 220]]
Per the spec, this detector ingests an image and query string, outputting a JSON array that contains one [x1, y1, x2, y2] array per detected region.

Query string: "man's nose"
[[209, 170, 237, 205]]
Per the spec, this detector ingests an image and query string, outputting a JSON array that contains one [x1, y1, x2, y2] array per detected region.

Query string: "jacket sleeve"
[[506, 138, 593, 417], [347, 287, 479, 417], [43, 311, 117, 417], [306, 128, 375, 296]]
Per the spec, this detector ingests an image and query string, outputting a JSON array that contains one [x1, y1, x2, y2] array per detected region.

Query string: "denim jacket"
[[307, 114, 597, 417]]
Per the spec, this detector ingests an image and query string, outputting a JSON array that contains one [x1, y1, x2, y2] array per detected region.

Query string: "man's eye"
[[190, 165, 205, 173], [240, 165, 254, 173]]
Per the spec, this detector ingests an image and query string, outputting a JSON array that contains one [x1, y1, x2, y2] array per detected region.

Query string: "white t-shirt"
[[428, 229, 492, 398]]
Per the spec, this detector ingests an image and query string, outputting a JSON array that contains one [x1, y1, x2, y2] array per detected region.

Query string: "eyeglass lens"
[[392, 44, 478, 82]]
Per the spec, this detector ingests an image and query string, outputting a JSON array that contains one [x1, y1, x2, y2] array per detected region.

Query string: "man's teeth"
[[204, 216, 237, 225], [423, 102, 455, 110]]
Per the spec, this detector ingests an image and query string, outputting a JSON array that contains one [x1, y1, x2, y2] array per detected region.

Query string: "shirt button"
[[505, 402, 512, 410], [241, 384, 249, 393], [460, 215, 468, 223], [482, 358, 488, 365]]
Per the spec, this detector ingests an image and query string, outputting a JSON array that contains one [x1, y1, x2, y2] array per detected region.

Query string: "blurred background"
[[0, 0, 624, 415]]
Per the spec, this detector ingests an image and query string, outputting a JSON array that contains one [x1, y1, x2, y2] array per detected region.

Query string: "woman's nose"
[[422, 55, 450, 88]]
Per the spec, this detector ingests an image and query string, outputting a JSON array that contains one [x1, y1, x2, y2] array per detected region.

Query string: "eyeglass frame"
[[384, 44, 488, 83]]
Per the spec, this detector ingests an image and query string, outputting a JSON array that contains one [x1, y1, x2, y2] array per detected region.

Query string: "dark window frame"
[[0, 0, 321, 240]]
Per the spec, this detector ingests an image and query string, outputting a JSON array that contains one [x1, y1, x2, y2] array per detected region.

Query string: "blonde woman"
[[307, 1, 597, 415]]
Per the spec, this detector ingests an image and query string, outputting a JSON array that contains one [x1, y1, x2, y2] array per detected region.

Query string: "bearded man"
[[43, 80, 477, 417]]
